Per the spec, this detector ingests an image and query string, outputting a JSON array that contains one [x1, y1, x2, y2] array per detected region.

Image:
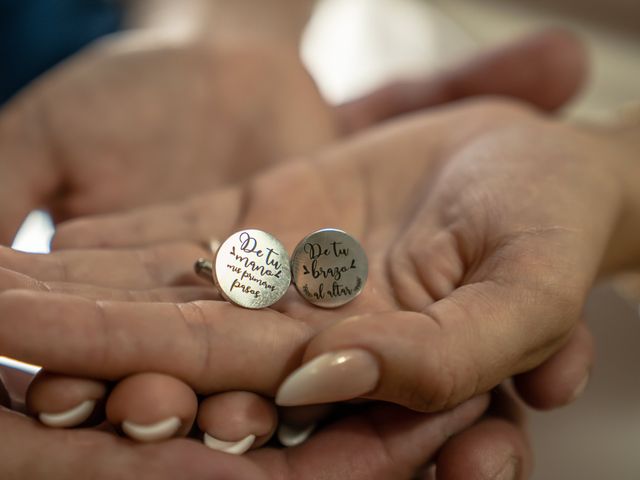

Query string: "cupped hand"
[[0, 29, 600, 476], [0, 28, 584, 244], [0, 372, 490, 480], [0, 263, 513, 478], [0, 30, 337, 243], [47, 94, 621, 415], [0, 257, 491, 475], [0, 258, 531, 478], [0, 100, 617, 478]]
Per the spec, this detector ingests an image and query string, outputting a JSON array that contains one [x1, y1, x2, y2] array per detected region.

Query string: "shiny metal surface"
[[291, 229, 368, 308], [213, 229, 291, 309]]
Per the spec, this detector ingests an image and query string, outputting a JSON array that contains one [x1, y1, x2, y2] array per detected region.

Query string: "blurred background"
[[4, 0, 640, 478]]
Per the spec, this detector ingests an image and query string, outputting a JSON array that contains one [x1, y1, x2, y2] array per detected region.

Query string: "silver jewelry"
[[290, 229, 368, 308], [195, 229, 291, 309]]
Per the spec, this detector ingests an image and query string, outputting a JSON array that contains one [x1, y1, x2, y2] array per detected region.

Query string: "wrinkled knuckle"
[[412, 363, 459, 412], [409, 338, 463, 412]]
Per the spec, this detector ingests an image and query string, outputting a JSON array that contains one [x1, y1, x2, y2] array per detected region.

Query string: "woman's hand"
[[0, 261, 523, 478], [46, 94, 633, 414], [0, 28, 585, 244], [0, 375, 489, 480], [0, 30, 337, 244], [0, 244, 491, 477], [3, 96, 629, 478], [0, 29, 596, 478]]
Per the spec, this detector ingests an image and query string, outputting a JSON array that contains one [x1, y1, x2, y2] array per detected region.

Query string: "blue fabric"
[[0, 0, 123, 105]]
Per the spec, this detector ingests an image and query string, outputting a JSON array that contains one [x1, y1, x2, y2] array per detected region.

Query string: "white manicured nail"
[[39, 400, 96, 428], [277, 422, 316, 447], [204, 433, 256, 455], [276, 349, 379, 406], [122, 416, 181, 443]]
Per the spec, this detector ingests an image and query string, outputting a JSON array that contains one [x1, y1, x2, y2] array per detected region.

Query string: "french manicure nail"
[[277, 422, 316, 447], [122, 416, 181, 443], [204, 433, 256, 455], [39, 399, 96, 428], [275, 349, 380, 407]]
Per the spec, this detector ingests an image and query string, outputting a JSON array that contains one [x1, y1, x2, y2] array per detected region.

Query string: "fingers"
[[436, 388, 532, 480], [0, 290, 312, 395], [513, 321, 594, 410], [106, 373, 197, 442], [0, 265, 218, 302], [275, 282, 576, 412], [3, 394, 487, 480], [0, 243, 206, 289], [0, 95, 59, 245], [198, 391, 277, 454], [0, 406, 265, 480], [337, 28, 586, 132], [26, 371, 107, 428], [28, 370, 277, 455], [253, 395, 489, 480], [53, 186, 242, 250]]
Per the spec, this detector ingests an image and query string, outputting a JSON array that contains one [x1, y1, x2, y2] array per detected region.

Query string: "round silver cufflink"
[[195, 229, 291, 309], [290, 228, 368, 308]]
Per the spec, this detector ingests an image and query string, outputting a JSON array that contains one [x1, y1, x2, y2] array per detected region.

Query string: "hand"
[[0, 363, 489, 480], [43, 95, 605, 410], [0, 261, 518, 478], [0, 242, 491, 479], [0, 30, 337, 243], [0, 28, 584, 244], [0, 67, 604, 480], [0, 29, 596, 476]]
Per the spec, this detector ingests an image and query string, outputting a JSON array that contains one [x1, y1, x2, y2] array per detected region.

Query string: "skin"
[[36, 96, 621, 413], [2, 105, 621, 479], [0, 31, 600, 480], [0, 28, 585, 244], [0, 392, 490, 480], [0, 31, 337, 243]]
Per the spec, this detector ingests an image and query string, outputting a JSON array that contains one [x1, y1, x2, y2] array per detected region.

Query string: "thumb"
[[0, 93, 60, 245], [337, 28, 587, 132], [275, 277, 579, 412]]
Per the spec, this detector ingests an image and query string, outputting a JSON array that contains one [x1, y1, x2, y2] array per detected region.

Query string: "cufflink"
[[195, 229, 291, 309], [290, 229, 368, 308]]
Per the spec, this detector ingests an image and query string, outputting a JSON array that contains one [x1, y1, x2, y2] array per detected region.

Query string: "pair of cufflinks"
[[195, 229, 368, 309]]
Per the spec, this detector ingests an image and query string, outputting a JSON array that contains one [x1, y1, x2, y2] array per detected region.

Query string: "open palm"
[[0, 31, 337, 243], [7, 96, 611, 414]]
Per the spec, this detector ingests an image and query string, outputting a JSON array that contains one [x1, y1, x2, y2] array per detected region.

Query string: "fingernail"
[[204, 433, 256, 455], [275, 349, 379, 406], [570, 372, 590, 402], [277, 422, 316, 447], [122, 416, 181, 443], [493, 457, 520, 480], [39, 400, 96, 428]]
